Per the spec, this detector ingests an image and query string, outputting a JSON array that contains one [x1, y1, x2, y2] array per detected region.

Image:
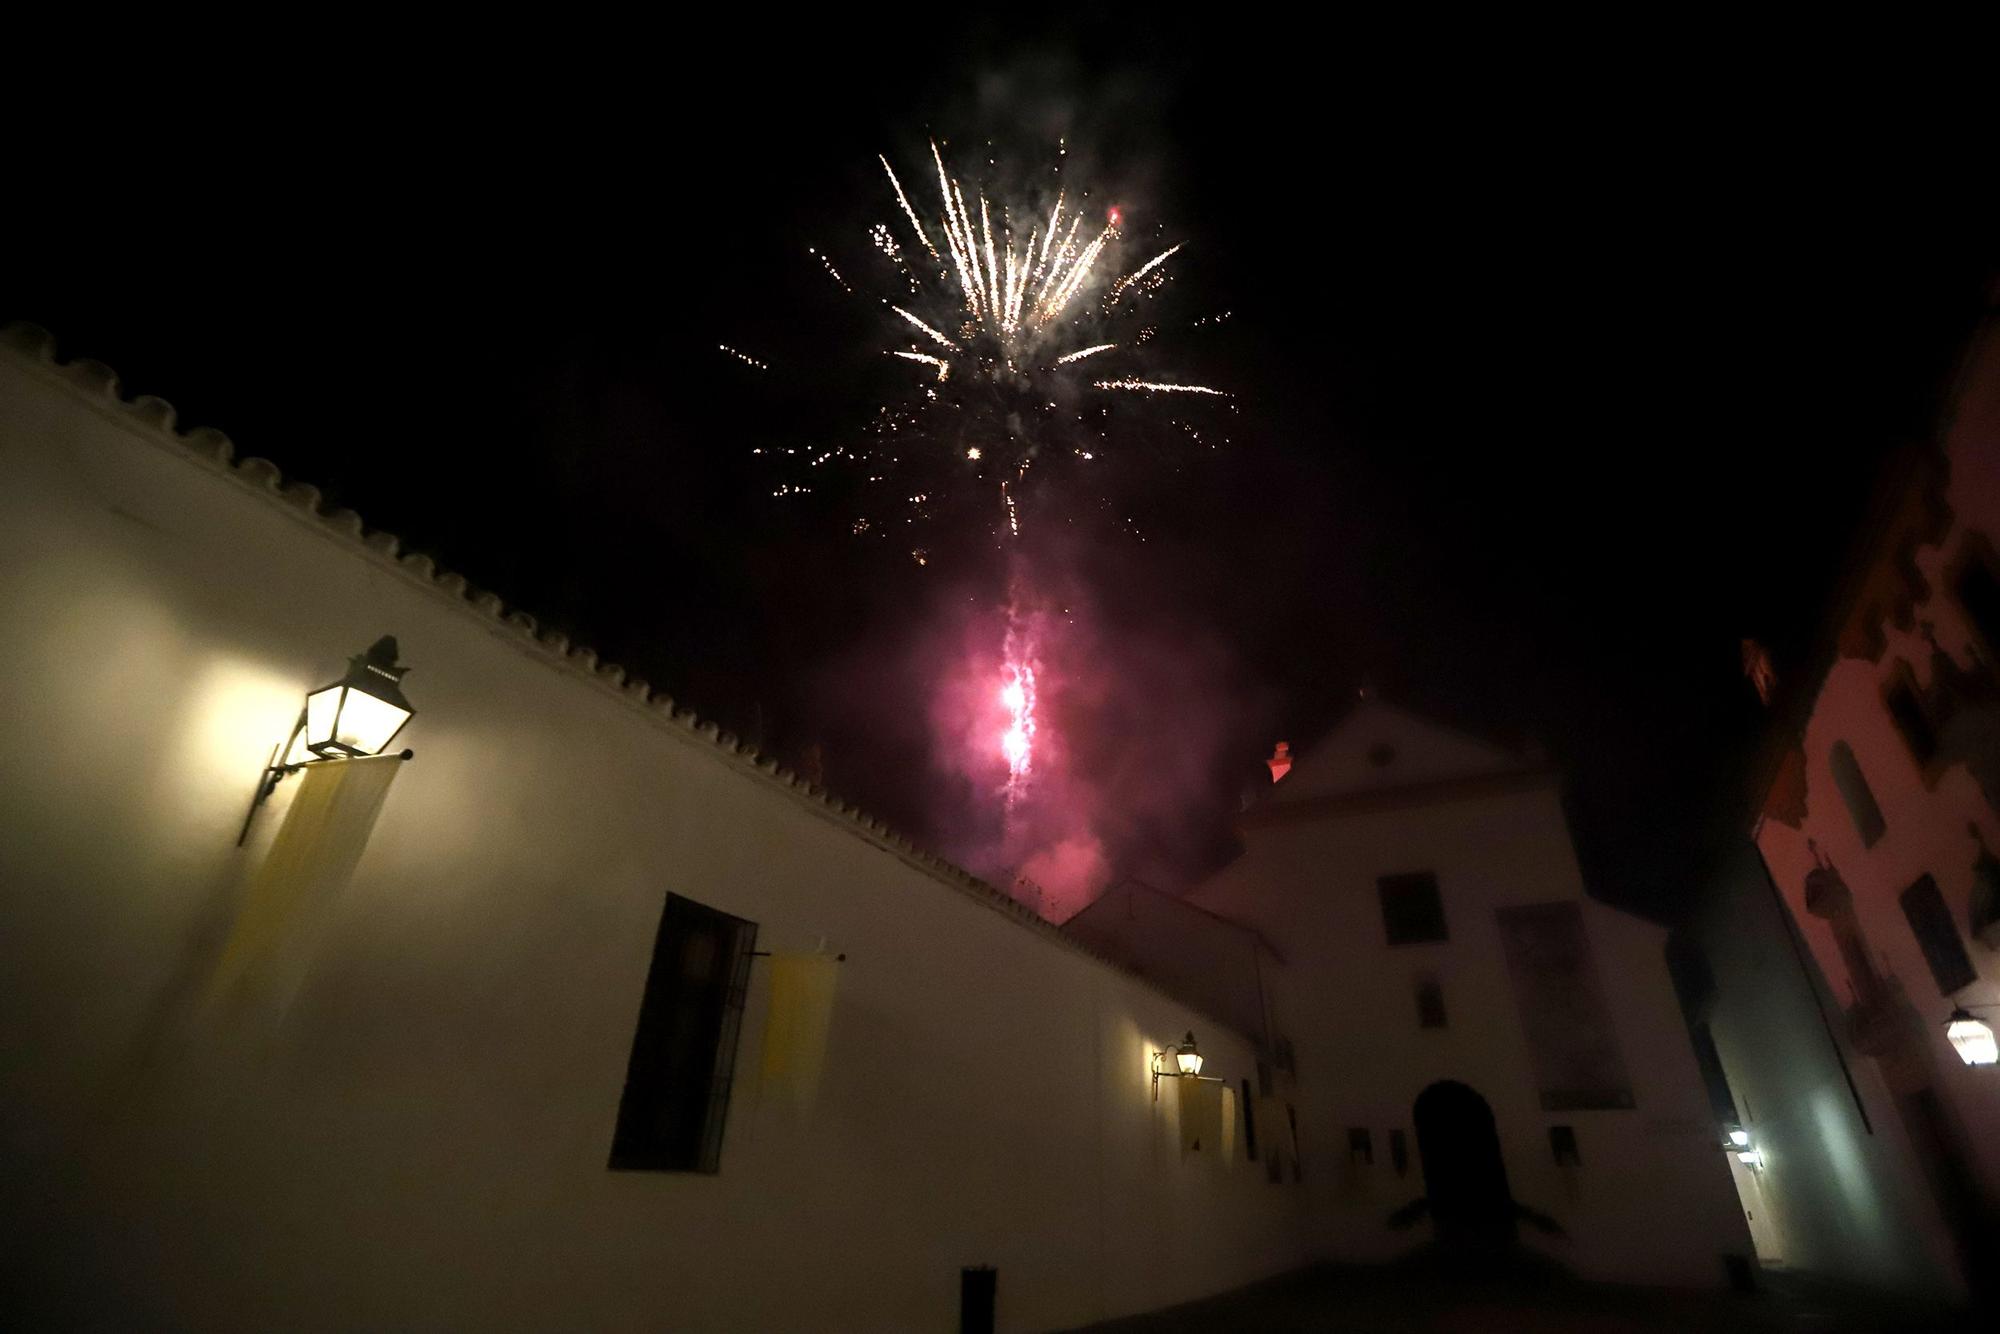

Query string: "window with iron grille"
[[1378, 871, 1448, 945], [609, 893, 758, 1173], [1898, 874, 1975, 996], [1241, 1078, 1259, 1161]]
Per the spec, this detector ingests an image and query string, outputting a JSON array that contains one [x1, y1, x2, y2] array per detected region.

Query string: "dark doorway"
[[1413, 1080, 1517, 1254]]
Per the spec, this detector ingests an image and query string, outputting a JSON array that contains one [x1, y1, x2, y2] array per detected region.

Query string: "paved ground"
[[1069, 1255, 1976, 1333]]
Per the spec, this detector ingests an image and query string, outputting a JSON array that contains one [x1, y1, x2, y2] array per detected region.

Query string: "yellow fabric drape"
[[760, 952, 840, 1116], [1177, 1077, 1224, 1157], [1220, 1085, 1238, 1165], [206, 754, 401, 1012]]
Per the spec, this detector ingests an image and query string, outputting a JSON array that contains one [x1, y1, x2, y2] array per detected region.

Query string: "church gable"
[[1268, 699, 1528, 804]]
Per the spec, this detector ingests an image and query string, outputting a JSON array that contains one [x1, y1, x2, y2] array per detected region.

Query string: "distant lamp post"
[[239, 636, 415, 845], [1151, 1031, 1206, 1100], [1946, 1008, 1999, 1067]]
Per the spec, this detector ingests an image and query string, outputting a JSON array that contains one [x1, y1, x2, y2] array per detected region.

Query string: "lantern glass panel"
[[335, 688, 412, 755], [1947, 1013, 1998, 1066], [1176, 1047, 1203, 1076], [305, 683, 344, 754]]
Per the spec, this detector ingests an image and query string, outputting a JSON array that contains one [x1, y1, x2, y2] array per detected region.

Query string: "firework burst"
[[738, 138, 1232, 554]]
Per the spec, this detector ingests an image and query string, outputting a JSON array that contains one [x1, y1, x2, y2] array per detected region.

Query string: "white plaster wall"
[[0, 344, 1312, 1332], [1696, 847, 1961, 1298], [1191, 776, 1750, 1288], [1062, 886, 1270, 1040]]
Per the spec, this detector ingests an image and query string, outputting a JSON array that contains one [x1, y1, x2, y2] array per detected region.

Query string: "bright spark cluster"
[[742, 137, 1234, 550]]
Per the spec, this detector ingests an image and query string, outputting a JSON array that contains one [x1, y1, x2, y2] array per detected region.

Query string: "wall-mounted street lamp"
[[238, 636, 415, 845], [1723, 1124, 1762, 1168], [1151, 1031, 1210, 1101], [1945, 1006, 1998, 1067]]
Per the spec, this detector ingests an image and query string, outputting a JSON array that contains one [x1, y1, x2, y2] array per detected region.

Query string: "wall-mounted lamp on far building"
[[1945, 1006, 1998, 1067], [1151, 1031, 1216, 1101], [237, 636, 415, 845], [1724, 1125, 1762, 1168]]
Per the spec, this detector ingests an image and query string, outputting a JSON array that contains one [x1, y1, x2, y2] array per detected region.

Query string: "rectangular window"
[[1549, 1125, 1580, 1167], [1378, 871, 1448, 945], [1899, 874, 1976, 995], [1241, 1078, 1259, 1161], [1347, 1127, 1373, 1165], [609, 893, 758, 1172], [1416, 976, 1448, 1028]]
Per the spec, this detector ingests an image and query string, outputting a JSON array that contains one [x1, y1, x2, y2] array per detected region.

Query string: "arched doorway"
[[1413, 1080, 1516, 1254]]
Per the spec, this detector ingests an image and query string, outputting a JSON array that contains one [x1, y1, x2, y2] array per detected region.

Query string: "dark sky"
[[14, 28, 1995, 919]]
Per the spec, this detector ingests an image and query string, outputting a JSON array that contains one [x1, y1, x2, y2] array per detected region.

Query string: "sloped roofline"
[[0, 321, 1258, 1038]]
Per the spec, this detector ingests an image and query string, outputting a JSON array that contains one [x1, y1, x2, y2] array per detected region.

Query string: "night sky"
[[15, 29, 1994, 919]]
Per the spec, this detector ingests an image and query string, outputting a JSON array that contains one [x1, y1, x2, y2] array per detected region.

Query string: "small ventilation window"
[[1415, 976, 1448, 1028], [1830, 741, 1888, 847]]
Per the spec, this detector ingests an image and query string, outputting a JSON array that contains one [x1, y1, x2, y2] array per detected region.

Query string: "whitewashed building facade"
[[1705, 294, 2000, 1303], [1077, 702, 1754, 1290]]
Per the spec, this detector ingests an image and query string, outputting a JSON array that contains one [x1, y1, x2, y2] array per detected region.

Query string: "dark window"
[[1955, 553, 2000, 660], [1347, 1127, 1373, 1165], [1885, 672, 1939, 767], [1415, 976, 1448, 1028], [1549, 1124, 1580, 1167], [1241, 1078, 1259, 1161], [1288, 1103, 1304, 1182], [1389, 1128, 1409, 1176], [1898, 874, 1976, 995], [1378, 871, 1448, 945], [1830, 742, 1888, 847], [609, 893, 758, 1172], [961, 1267, 996, 1334]]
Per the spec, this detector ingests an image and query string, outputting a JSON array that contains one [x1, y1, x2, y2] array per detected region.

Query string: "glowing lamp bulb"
[[1174, 1032, 1202, 1076], [1947, 1009, 1998, 1066], [1728, 1128, 1750, 1148], [1736, 1149, 1764, 1169]]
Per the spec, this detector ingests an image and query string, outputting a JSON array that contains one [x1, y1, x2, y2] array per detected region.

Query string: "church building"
[[1072, 700, 1753, 1289]]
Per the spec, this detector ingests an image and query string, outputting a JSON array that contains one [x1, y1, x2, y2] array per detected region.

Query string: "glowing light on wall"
[[1946, 1008, 1998, 1066]]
